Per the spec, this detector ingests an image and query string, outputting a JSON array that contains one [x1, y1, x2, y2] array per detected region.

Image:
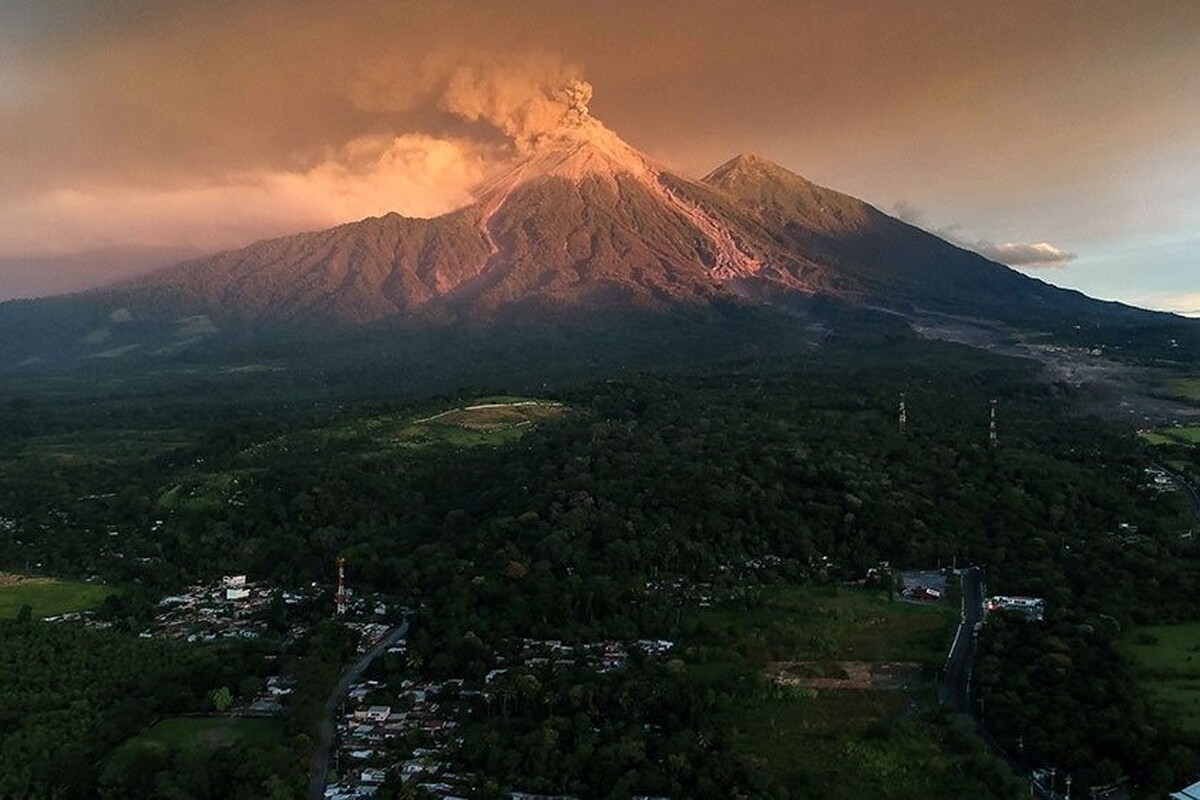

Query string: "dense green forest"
[[1, 329, 1198, 797], [0, 618, 302, 799]]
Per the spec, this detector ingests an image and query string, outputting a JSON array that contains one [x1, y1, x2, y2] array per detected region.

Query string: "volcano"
[[108, 117, 859, 326], [0, 109, 1175, 366]]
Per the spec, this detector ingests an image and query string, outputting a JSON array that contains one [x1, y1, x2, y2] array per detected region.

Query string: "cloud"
[[972, 241, 1076, 268], [0, 134, 494, 257], [891, 200, 926, 226], [892, 202, 1076, 268], [1134, 291, 1200, 318]]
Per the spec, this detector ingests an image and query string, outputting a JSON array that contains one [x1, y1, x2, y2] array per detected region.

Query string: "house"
[[1171, 780, 1200, 800], [226, 587, 250, 601], [364, 705, 391, 722], [360, 768, 387, 784]]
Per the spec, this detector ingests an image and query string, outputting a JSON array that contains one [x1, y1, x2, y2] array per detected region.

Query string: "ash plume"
[[439, 57, 595, 150]]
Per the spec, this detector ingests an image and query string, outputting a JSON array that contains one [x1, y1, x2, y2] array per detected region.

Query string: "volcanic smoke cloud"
[[0, 52, 593, 273], [440, 58, 594, 150]]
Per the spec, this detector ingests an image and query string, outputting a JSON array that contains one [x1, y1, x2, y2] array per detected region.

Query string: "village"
[[321, 630, 676, 800]]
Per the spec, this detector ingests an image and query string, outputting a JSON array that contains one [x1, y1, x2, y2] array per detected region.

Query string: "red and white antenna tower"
[[335, 556, 347, 616], [898, 393, 908, 434], [988, 399, 998, 448]]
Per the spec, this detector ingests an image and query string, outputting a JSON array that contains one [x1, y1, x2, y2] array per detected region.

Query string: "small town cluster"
[[143, 574, 308, 642], [322, 634, 676, 800]]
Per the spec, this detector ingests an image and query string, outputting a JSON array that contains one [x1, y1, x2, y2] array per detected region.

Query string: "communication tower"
[[898, 393, 908, 434], [989, 399, 998, 448], [335, 556, 347, 616]]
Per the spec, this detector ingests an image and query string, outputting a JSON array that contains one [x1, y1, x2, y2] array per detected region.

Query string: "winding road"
[[308, 621, 409, 800], [939, 566, 983, 714]]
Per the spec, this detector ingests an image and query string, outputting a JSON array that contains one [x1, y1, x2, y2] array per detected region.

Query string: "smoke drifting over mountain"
[[440, 59, 594, 150], [0, 48, 592, 271]]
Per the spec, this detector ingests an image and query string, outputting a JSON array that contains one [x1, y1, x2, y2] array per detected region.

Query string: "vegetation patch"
[[244, 398, 567, 460], [1168, 378, 1200, 404], [0, 575, 115, 619], [685, 585, 956, 668], [676, 587, 1000, 798], [1, 428, 190, 466], [156, 472, 248, 512], [767, 660, 922, 690], [121, 716, 285, 752], [1141, 426, 1200, 447], [1122, 622, 1200, 734]]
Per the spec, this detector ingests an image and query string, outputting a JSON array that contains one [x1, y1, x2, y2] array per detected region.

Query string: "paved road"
[[308, 621, 409, 800], [1155, 462, 1200, 520], [940, 566, 983, 713]]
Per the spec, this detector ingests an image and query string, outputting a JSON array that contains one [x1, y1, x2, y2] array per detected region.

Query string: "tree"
[[208, 686, 234, 712]]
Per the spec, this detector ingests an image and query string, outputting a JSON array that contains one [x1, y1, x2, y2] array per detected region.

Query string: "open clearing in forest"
[[681, 586, 962, 798], [121, 716, 285, 753], [1122, 621, 1200, 735], [1139, 426, 1200, 446], [0, 575, 115, 619], [1169, 378, 1200, 404], [1, 428, 190, 467], [243, 398, 566, 460], [767, 660, 922, 690]]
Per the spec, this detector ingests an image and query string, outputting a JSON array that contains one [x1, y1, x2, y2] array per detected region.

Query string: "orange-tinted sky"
[[1, 0, 1197, 313]]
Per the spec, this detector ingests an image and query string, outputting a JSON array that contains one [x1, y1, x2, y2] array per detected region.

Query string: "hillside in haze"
[[0, 111, 1187, 368]]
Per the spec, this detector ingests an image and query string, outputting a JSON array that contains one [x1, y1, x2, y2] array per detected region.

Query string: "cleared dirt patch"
[[0, 572, 53, 588], [767, 660, 921, 690]]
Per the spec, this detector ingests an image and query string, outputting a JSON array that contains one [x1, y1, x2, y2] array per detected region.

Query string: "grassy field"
[[243, 398, 566, 461], [156, 471, 254, 512], [1139, 427, 1200, 447], [681, 585, 977, 798], [1169, 378, 1200, 404], [685, 584, 956, 668], [1, 428, 190, 466], [1122, 622, 1200, 734], [123, 717, 286, 752], [0, 576, 115, 619]]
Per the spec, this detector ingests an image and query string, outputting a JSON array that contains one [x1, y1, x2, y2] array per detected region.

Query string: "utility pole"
[[989, 399, 998, 448], [335, 556, 347, 616]]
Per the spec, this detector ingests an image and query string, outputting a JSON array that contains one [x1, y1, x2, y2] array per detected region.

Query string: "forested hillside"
[[1, 335, 1197, 796]]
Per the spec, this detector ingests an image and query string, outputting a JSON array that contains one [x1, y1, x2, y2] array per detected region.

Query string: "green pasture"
[[0, 578, 115, 619], [124, 716, 286, 752], [1139, 427, 1200, 447], [1123, 622, 1200, 734], [1168, 378, 1200, 404], [242, 398, 566, 460], [684, 584, 956, 668], [680, 586, 973, 798], [2, 428, 190, 466]]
